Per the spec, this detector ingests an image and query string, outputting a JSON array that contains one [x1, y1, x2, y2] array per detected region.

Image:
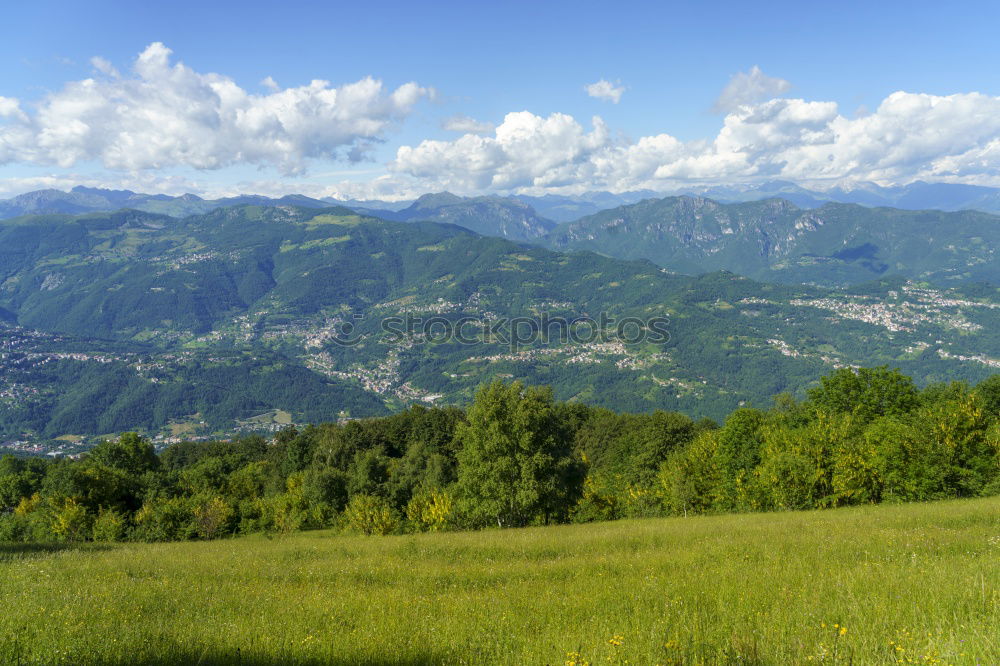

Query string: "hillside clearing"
[[1, 497, 998, 665]]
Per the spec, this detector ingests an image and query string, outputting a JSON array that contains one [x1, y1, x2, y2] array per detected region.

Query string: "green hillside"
[[2, 497, 997, 664], [5, 204, 1000, 446], [543, 196, 1000, 286]]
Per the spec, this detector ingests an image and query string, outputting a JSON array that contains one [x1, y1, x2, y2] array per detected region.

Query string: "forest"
[[2, 366, 999, 543]]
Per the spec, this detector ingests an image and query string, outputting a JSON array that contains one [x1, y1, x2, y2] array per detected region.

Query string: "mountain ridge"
[[354, 192, 556, 240], [4, 203, 1000, 448], [541, 195, 1000, 286], [10, 187, 1000, 288], [9, 179, 1000, 224]]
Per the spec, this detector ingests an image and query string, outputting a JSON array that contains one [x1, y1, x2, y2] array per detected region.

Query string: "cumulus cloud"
[[713, 65, 791, 113], [379, 90, 1000, 195], [8, 51, 1000, 199], [441, 114, 494, 134], [0, 97, 26, 120], [394, 111, 615, 192], [584, 79, 625, 104], [0, 42, 430, 173]]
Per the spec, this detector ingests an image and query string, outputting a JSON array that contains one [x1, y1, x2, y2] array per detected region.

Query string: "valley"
[[4, 10, 1000, 666], [3, 202, 1000, 452]]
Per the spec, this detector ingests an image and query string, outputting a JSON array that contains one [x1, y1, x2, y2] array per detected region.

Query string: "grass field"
[[1, 498, 998, 665]]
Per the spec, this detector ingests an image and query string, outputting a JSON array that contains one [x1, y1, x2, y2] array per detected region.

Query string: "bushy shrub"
[[303, 467, 349, 513], [755, 416, 851, 510], [343, 494, 398, 535], [658, 431, 720, 516], [874, 417, 950, 502], [191, 496, 234, 539], [831, 432, 883, 504], [571, 474, 620, 523], [10, 494, 53, 542], [262, 473, 324, 534], [49, 498, 91, 542], [236, 498, 268, 534], [405, 488, 453, 532], [0, 512, 28, 542], [133, 496, 199, 541], [92, 508, 127, 542]]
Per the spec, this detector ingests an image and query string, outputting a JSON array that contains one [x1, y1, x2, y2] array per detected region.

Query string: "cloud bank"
[[376, 90, 1000, 197], [4, 51, 1000, 200], [0, 42, 430, 174]]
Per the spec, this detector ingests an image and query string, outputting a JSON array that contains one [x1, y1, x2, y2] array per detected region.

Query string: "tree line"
[[2, 366, 999, 542]]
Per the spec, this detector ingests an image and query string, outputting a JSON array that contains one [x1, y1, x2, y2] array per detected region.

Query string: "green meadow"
[[2, 496, 997, 665]]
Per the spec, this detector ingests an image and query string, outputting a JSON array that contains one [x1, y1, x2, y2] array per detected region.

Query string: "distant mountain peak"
[[411, 192, 465, 209], [70, 185, 137, 196]]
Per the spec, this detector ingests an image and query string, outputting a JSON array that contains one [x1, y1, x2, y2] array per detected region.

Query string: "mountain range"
[[687, 180, 1000, 213], [0, 187, 655, 224], [6, 180, 1000, 224], [350, 192, 556, 240], [6, 185, 1000, 290], [0, 188, 558, 241], [3, 203, 1000, 450], [0, 187, 335, 220], [542, 196, 1000, 286]]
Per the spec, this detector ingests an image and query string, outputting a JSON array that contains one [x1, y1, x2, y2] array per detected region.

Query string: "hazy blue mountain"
[[358, 192, 557, 240], [512, 191, 659, 222], [214, 193, 329, 208], [678, 180, 1000, 214], [516, 182, 1000, 217], [326, 197, 414, 212], [527, 182, 1000, 217], [0, 186, 171, 218], [0, 188, 556, 241], [0, 187, 333, 220], [686, 181, 833, 208], [8, 180, 1000, 225]]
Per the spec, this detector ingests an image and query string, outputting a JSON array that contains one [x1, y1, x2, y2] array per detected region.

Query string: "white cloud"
[[713, 65, 791, 113], [7, 54, 1000, 200], [378, 90, 1000, 195], [585, 79, 625, 104], [393, 111, 614, 193], [441, 114, 494, 134], [0, 97, 25, 120], [0, 42, 430, 174]]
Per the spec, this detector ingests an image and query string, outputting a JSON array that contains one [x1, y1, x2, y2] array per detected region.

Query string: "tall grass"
[[1, 497, 998, 664]]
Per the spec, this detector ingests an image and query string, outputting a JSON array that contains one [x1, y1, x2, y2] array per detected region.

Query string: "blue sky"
[[2, 0, 1000, 199]]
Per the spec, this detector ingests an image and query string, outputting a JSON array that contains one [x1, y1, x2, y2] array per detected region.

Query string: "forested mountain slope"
[[3, 204, 1000, 447], [543, 196, 1000, 286]]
